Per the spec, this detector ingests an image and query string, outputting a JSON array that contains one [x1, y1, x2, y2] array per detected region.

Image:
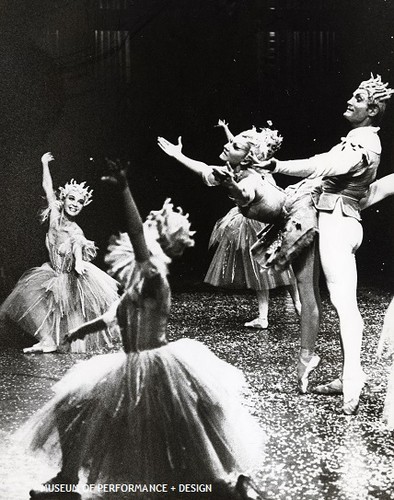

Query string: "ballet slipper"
[[244, 317, 268, 329], [297, 353, 320, 394], [23, 342, 57, 354], [342, 371, 367, 416]]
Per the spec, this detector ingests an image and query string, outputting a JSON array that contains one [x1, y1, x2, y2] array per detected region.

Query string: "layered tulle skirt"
[[204, 207, 295, 289], [20, 339, 264, 484], [0, 261, 119, 352]]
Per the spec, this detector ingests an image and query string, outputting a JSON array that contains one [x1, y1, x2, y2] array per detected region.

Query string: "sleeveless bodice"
[[116, 270, 170, 353], [236, 170, 286, 223], [46, 221, 96, 274]]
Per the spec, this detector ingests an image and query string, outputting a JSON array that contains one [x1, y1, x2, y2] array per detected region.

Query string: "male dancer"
[[259, 74, 393, 414]]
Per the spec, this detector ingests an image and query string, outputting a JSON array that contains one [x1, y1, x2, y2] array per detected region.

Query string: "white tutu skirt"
[[205, 207, 295, 290], [19, 339, 264, 484], [0, 261, 119, 352]]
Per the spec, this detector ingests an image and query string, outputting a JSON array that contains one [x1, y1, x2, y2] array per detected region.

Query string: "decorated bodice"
[[116, 265, 170, 353], [236, 169, 286, 223], [46, 219, 96, 273]]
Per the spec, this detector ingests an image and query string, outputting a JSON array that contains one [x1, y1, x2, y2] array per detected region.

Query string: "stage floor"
[[0, 287, 393, 500]]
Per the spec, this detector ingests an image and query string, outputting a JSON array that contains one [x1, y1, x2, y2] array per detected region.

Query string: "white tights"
[[319, 206, 364, 401]]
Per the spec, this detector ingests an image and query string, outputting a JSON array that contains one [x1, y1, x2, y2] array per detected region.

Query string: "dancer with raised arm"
[[254, 74, 394, 414], [24, 160, 265, 500], [160, 120, 300, 330], [0, 153, 119, 353], [158, 123, 321, 394]]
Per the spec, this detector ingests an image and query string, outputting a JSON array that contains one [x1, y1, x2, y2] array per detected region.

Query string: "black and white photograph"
[[0, 1, 394, 499]]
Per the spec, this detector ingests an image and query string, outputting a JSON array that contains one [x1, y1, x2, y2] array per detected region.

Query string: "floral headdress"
[[357, 73, 394, 118], [146, 198, 195, 257], [41, 178, 93, 221], [105, 199, 195, 288], [238, 126, 283, 166], [58, 179, 93, 206]]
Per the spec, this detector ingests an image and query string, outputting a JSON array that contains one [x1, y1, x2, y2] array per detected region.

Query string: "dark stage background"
[[0, 0, 393, 298]]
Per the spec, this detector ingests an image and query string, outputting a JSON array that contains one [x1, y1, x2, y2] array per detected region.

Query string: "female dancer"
[[25, 161, 265, 499], [159, 120, 300, 330], [158, 125, 321, 394], [0, 152, 119, 354]]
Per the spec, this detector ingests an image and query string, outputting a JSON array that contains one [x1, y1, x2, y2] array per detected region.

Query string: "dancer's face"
[[63, 191, 84, 217], [343, 88, 372, 127], [219, 134, 250, 167]]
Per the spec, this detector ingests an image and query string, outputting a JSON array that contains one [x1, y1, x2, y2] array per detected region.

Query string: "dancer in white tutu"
[[0, 152, 119, 353], [361, 172, 394, 426], [158, 119, 300, 331], [25, 161, 265, 499]]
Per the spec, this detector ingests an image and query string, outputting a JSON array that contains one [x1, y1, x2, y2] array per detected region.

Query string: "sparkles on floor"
[[0, 287, 393, 500]]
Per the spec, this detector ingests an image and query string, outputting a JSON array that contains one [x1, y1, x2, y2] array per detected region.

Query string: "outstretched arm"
[[215, 119, 234, 141], [64, 300, 119, 342], [360, 173, 394, 209], [157, 136, 219, 179], [102, 160, 150, 263]]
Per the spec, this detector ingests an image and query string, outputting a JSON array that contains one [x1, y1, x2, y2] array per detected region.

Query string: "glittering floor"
[[0, 286, 394, 500]]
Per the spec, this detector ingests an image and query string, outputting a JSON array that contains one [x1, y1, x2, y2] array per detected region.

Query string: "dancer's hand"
[[102, 158, 129, 190], [74, 260, 86, 275], [215, 119, 229, 129], [252, 157, 277, 172], [211, 163, 234, 185], [41, 152, 54, 165], [157, 136, 183, 158]]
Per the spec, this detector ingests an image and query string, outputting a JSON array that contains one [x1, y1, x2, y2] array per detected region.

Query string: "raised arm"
[[157, 136, 218, 179], [41, 152, 57, 205], [215, 119, 234, 141], [102, 160, 150, 263], [360, 173, 394, 209]]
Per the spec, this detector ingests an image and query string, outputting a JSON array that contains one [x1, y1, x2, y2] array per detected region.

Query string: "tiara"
[[358, 73, 394, 104], [58, 179, 93, 206], [146, 198, 195, 254], [240, 125, 283, 162]]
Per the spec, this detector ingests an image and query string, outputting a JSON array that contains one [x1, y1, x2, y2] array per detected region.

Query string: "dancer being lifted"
[[24, 160, 265, 500], [158, 122, 320, 394], [0, 152, 119, 353]]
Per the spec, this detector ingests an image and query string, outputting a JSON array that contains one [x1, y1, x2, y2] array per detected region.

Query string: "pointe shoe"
[[313, 378, 343, 395], [342, 399, 360, 416], [244, 317, 268, 329], [297, 354, 320, 394], [235, 475, 266, 500], [23, 342, 57, 354], [342, 372, 367, 416]]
